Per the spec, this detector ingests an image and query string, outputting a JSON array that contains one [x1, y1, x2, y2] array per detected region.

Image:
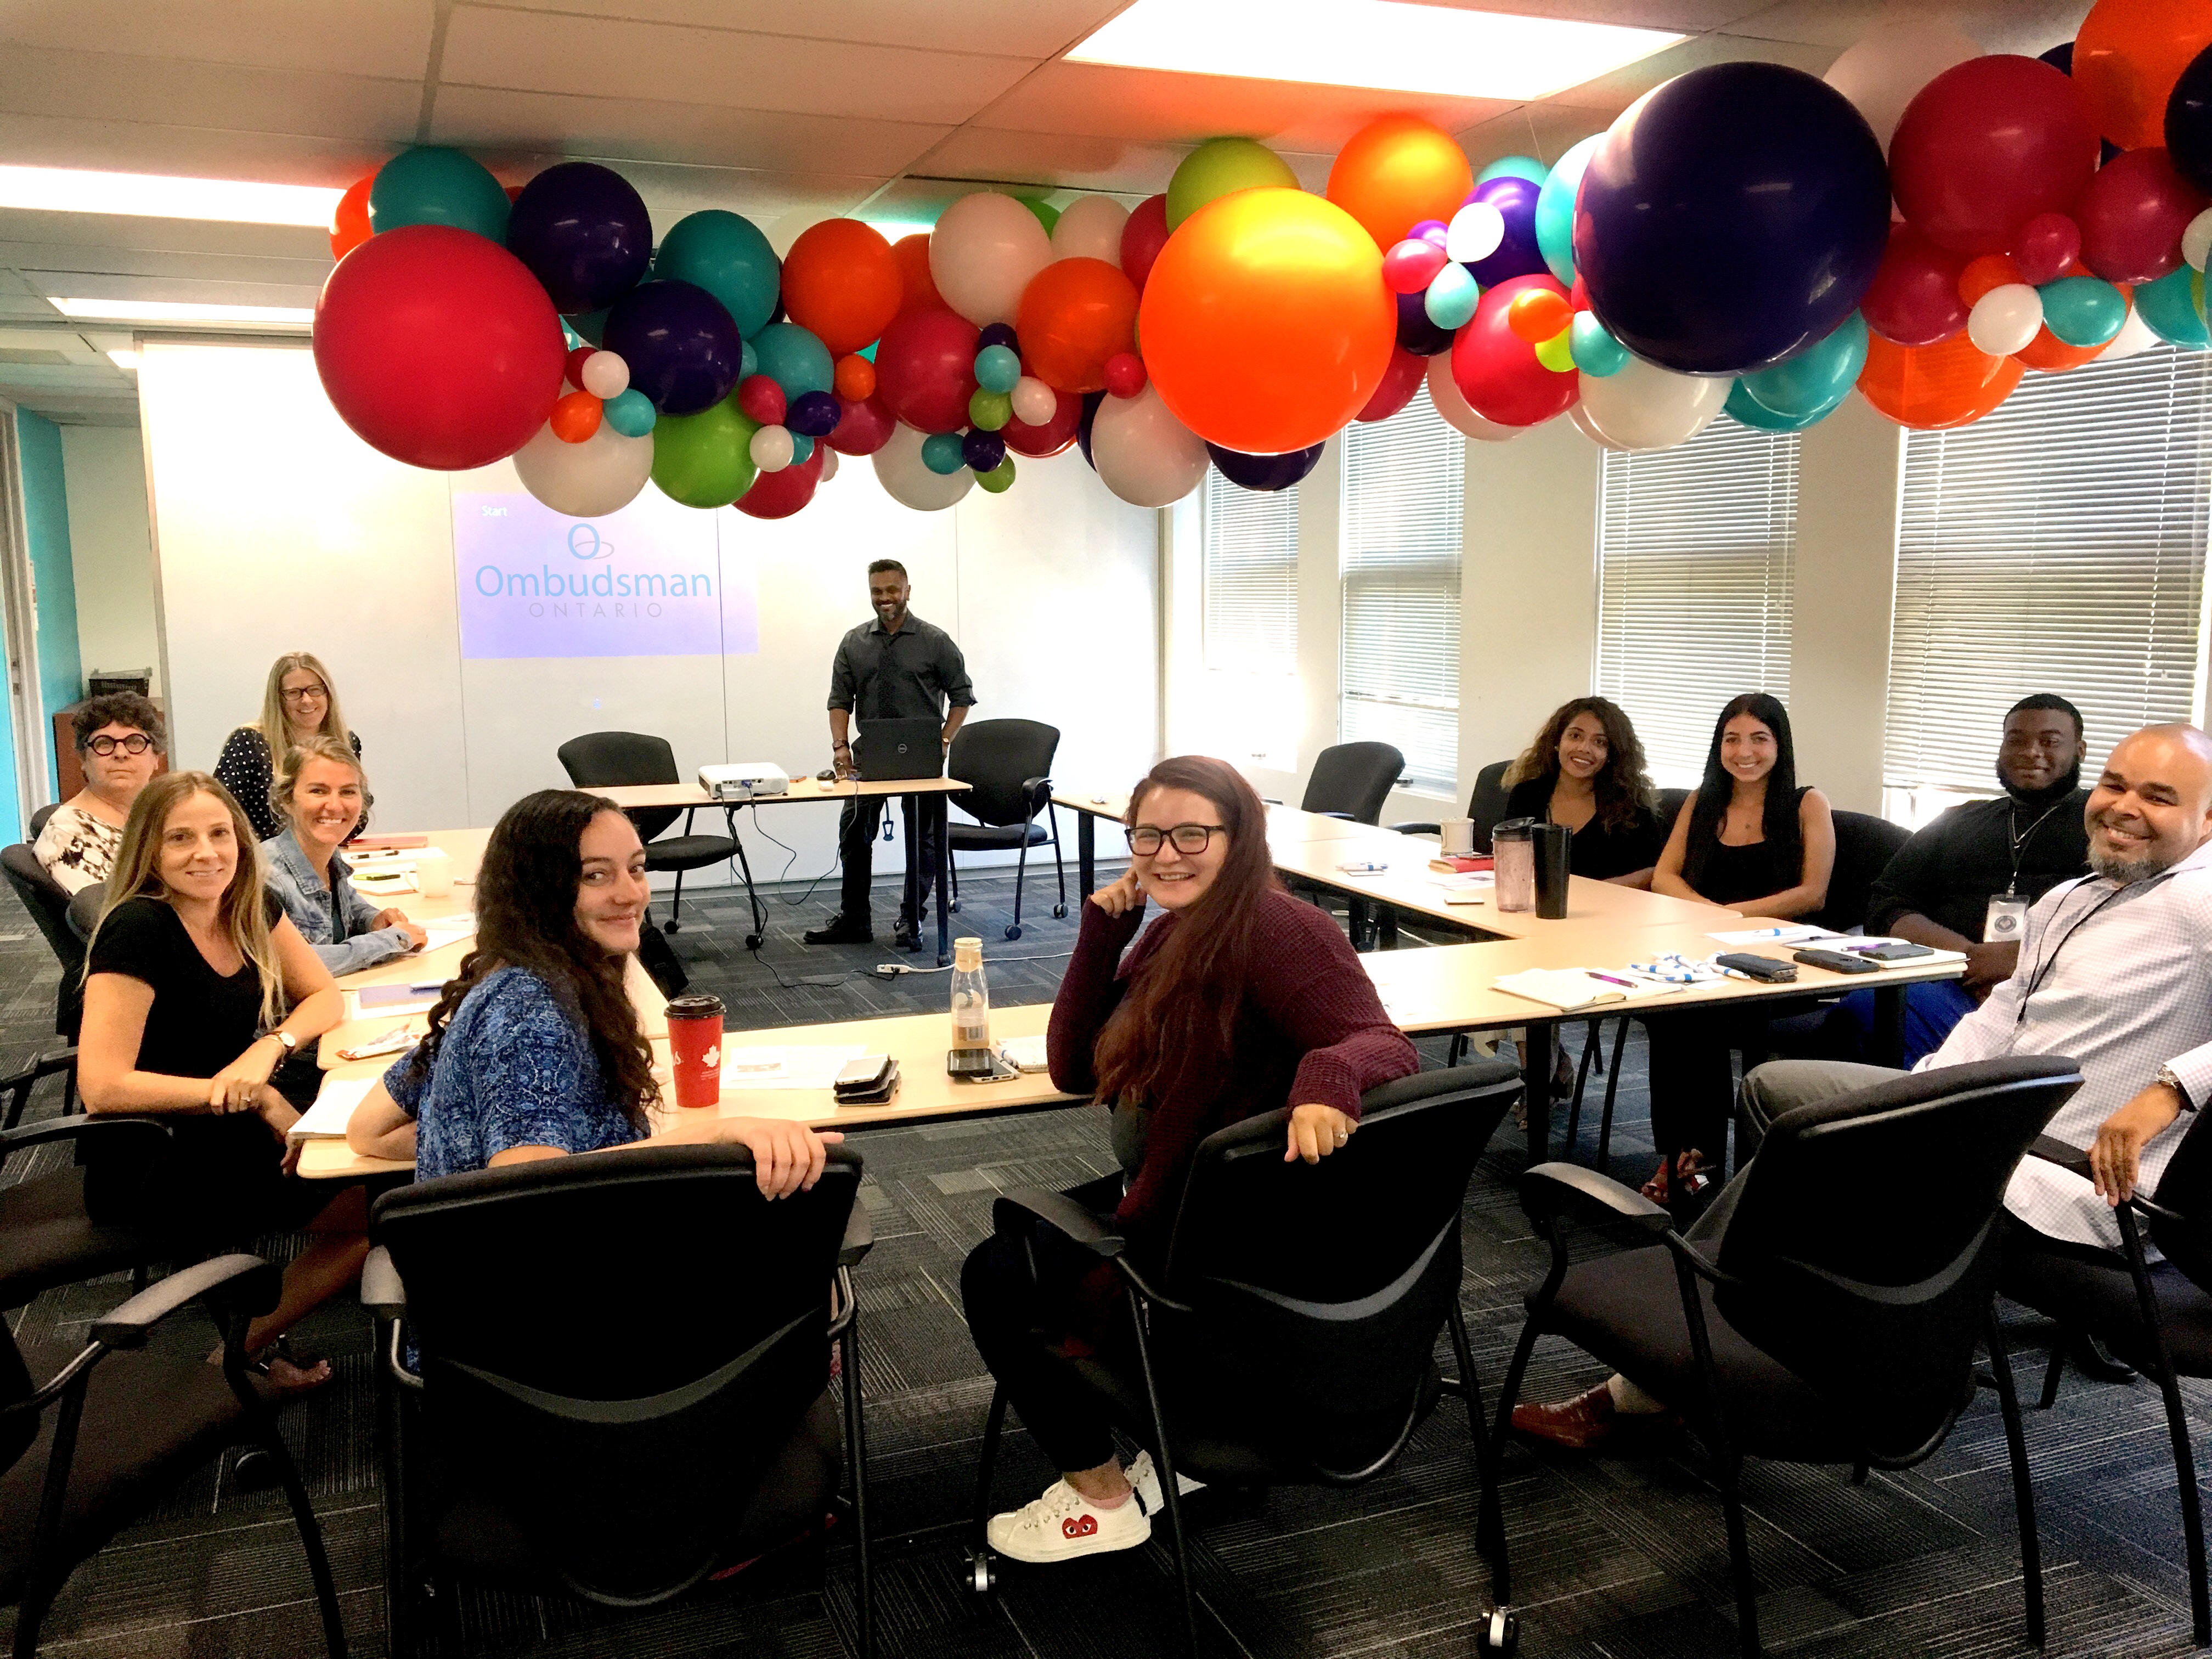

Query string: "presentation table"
[[1053, 786, 1435, 895]]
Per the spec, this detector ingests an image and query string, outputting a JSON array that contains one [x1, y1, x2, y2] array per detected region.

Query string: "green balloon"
[[1166, 137, 1299, 230], [654, 210, 781, 339], [2138, 264, 2210, 348], [1569, 312, 1628, 376], [369, 146, 510, 241], [1724, 377, 1833, 432], [2040, 274, 2126, 348], [1019, 198, 1060, 234], [969, 388, 1012, 431], [1476, 155, 1548, 186], [651, 397, 759, 508], [977, 457, 1016, 494]]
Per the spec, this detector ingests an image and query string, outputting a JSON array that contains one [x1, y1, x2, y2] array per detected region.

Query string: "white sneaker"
[[1127, 1449, 1206, 1517], [985, 1478, 1151, 1564]]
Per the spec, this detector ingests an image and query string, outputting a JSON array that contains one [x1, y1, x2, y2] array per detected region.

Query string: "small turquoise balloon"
[[1476, 155, 1548, 187], [566, 308, 607, 346], [2040, 274, 2128, 348], [752, 321, 834, 399], [561, 321, 585, 350], [859, 340, 878, 362], [1536, 134, 1602, 286], [974, 343, 1022, 394], [2137, 264, 2210, 349], [1738, 312, 1867, 419], [603, 388, 657, 437], [1569, 313, 1629, 376], [368, 146, 510, 241], [921, 432, 966, 475], [654, 209, 781, 338], [789, 432, 815, 466], [1724, 377, 1837, 432], [1424, 263, 1479, 330], [740, 339, 758, 381]]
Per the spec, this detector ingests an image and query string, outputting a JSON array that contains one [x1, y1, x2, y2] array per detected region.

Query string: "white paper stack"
[[290, 1076, 375, 1141], [717, 1045, 870, 1091]]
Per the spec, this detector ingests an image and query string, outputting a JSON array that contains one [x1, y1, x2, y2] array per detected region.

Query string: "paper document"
[[347, 986, 438, 1020], [290, 1076, 375, 1141], [999, 1034, 1049, 1072], [420, 914, 477, 952], [1705, 924, 1842, 946], [718, 1045, 869, 1091], [1492, 968, 1686, 1013]]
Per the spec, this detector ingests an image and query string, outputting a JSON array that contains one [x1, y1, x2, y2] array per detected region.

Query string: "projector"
[[699, 763, 789, 801]]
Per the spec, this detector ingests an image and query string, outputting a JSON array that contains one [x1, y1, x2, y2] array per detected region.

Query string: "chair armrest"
[[1262, 797, 1283, 806], [0, 1113, 168, 1169], [1520, 1161, 1673, 1235], [993, 1187, 1126, 1257], [1389, 821, 1442, 838], [91, 1254, 278, 1349], [839, 1201, 874, 1268], [360, 1245, 407, 1318], [2028, 1134, 2094, 1182], [1022, 775, 1052, 815], [1315, 810, 1354, 821]]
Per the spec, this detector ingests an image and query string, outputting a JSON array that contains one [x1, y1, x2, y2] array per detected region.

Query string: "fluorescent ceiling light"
[[106, 349, 138, 371], [1068, 0, 1683, 99], [0, 165, 342, 226], [53, 297, 314, 326]]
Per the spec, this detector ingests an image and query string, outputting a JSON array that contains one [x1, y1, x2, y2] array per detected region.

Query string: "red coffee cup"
[[665, 993, 725, 1109]]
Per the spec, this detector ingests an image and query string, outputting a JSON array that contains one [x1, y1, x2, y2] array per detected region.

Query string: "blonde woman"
[[215, 651, 364, 843], [78, 771, 358, 1393], [263, 737, 426, 975]]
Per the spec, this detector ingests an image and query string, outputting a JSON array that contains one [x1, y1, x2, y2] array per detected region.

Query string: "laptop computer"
[[851, 717, 944, 782]]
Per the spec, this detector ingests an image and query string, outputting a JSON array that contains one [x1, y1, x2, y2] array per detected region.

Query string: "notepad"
[[289, 1076, 375, 1141], [999, 1035, 1049, 1073], [1492, 969, 1685, 1013], [718, 1045, 869, 1090]]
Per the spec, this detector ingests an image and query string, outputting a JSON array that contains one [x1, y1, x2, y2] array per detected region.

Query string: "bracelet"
[[833, 741, 850, 751]]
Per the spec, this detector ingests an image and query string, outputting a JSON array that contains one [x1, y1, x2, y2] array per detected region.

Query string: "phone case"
[[1715, 952, 1797, 983], [1792, 947, 1881, 975]]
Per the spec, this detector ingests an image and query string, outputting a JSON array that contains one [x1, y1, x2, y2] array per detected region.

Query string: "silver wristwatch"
[[2157, 1065, 2194, 1111], [269, 1029, 298, 1055]]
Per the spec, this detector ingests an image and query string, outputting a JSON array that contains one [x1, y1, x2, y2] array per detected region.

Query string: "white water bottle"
[[950, 936, 991, 1054]]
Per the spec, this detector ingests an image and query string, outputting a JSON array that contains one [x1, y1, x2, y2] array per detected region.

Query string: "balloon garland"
[[310, 0, 2212, 519]]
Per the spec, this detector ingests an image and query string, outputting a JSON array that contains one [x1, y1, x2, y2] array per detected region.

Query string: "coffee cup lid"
[[665, 993, 725, 1018]]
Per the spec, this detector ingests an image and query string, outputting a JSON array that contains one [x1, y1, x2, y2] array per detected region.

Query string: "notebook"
[[1492, 968, 1685, 1013]]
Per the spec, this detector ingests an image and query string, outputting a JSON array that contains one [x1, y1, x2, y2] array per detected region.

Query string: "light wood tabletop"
[[600, 777, 967, 811]]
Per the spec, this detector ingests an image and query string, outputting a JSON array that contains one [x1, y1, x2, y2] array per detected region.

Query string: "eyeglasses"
[[1128, 823, 1226, 856], [86, 733, 151, 757], [281, 684, 329, 703]]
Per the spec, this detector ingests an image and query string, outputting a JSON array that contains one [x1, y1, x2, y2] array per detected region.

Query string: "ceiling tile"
[[1455, 103, 1609, 170], [1410, 0, 1769, 25], [0, 213, 332, 266], [1730, 0, 2088, 52], [471, 0, 1126, 61], [914, 126, 1190, 195], [0, 46, 418, 144], [1544, 29, 1835, 113], [0, 0, 433, 80], [0, 112, 396, 189], [20, 269, 325, 310]]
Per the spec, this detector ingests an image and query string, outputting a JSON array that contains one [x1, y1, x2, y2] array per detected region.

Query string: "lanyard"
[[2012, 873, 2165, 1023], [2005, 797, 2071, 896]]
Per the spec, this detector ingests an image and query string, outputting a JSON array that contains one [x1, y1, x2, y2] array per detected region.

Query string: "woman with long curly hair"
[[960, 755, 1418, 1566], [1501, 696, 1663, 886]]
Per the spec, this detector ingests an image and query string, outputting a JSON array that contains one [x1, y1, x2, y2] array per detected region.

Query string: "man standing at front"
[[806, 559, 975, 947]]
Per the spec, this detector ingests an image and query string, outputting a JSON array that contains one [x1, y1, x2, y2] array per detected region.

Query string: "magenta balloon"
[[824, 393, 896, 456], [872, 307, 979, 433]]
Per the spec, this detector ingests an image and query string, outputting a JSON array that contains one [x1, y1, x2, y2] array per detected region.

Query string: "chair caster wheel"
[[1004, 925, 1022, 941], [965, 1547, 996, 1594], [949, 899, 961, 913], [1479, 1607, 1517, 1654], [1052, 904, 1067, 919], [663, 919, 679, 934], [231, 1447, 279, 1491], [745, 934, 763, 951]]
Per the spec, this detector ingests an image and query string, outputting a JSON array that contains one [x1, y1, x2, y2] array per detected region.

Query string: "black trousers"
[[1643, 998, 1817, 1166], [836, 795, 939, 926]]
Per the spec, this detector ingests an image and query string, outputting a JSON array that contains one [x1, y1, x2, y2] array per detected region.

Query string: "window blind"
[[1201, 465, 1298, 676], [1595, 419, 1800, 782], [1884, 346, 2212, 797], [1340, 385, 1463, 795]]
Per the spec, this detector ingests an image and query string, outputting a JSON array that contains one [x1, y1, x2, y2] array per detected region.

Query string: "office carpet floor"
[[3, 863, 2209, 1657]]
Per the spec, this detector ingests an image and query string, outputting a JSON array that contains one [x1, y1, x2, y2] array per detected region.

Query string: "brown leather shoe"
[[1510, 1384, 1678, 1451]]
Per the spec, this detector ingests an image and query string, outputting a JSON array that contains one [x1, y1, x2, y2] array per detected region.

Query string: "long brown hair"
[[1091, 756, 1280, 1106], [253, 651, 350, 749], [88, 772, 285, 1025], [400, 789, 658, 1131], [1504, 696, 1656, 833]]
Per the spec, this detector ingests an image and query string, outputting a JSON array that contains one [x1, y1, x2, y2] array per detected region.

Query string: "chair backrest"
[[947, 719, 1060, 828], [27, 803, 56, 839], [1656, 787, 1691, 831], [1465, 760, 1512, 850], [556, 731, 681, 843], [1817, 809, 1914, 933], [2150, 1107, 2212, 1285], [4, 843, 82, 978], [1713, 1055, 2081, 1460], [372, 1143, 862, 1602], [1300, 742, 1404, 825], [1155, 1061, 1522, 1480]]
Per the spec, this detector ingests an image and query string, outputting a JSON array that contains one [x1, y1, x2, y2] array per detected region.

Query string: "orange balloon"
[[2075, 0, 2212, 151], [780, 218, 899, 356], [1015, 257, 1139, 393], [1858, 331, 2024, 428], [1508, 287, 1572, 343], [1139, 188, 1394, 454], [835, 353, 877, 401], [1327, 115, 1474, 253], [330, 175, 373, 261], [550, 389, 602, 443], [892, 233, 943, 318], [1957, 252, 2023, 306]]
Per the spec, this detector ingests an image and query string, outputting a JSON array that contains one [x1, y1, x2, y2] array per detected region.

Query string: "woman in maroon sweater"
[[961, 755, 1417, 1566]]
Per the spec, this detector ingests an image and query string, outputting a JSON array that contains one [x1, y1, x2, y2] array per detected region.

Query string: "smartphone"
[[1714, 952, 1797, 983], [1854, 940, 1934, 961], [1792, 947, 1882, 975]]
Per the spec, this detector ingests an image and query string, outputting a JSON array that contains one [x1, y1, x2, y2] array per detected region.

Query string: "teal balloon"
[[1476, 155, 1548, 186], [789, 432, 815, 466], [1724, 377, 1837, 432], [1536, 134, 1602, 286], [1569, 313, 1629, 376], [566, 308, 607, 346], [751, 322, 833, 398], [1738, 312, 1867, 419], [921, 432, 965, 475], [974, 343, 1022, 393], [654, 210, 780, 338], [2137, 264, 2210, 349], [859, 340, 878, 362], [740, 339, 758, 381], [603, 388, 657, 437], [1424, 262, 1480, 329], [2039, 275, 2126, 348], [369, 146, 510, 241]]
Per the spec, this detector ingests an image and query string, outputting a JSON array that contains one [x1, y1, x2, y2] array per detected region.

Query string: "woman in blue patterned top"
[[345, 789, 837, 1194]]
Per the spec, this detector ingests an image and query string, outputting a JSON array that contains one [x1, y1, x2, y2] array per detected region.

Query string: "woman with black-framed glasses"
[[36, 691, 167, 894], [215, 652, 366, 843]]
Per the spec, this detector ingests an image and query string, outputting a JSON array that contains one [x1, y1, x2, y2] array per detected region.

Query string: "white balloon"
[[873, 421, 975, 511], [1425, 353, 1526, 442], [1445, 202, 1504, 265], [819, 445, 840, 482], [1091, 386, 1209, 507], [512, 419, 654, 517], [1576, 354, 1728, 450], [750, 423, 794, 473], [1967, 284, 2042, 357], [1568, 403, 1632, 451], [2095, 304, 2161, 362], [1010, 375, 1057, 426], [1051, 195, 1129, 263], [1821, 17, 1980, 153], [2183, 206, 2212, 273], [580, 349, 629, 399], [930, 192, 1053, 327]]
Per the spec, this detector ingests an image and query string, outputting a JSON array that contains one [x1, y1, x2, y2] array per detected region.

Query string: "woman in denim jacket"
[[261, 737, 425, 975]]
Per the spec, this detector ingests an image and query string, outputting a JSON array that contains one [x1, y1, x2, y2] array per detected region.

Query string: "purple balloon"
[[1462, 175, 1548, 287], [1076, 390, 1105, 470], [505, 161, 652, 314], [786, 388, 842, 438], [977, 322, 1020, 352], [1205, 442, 1322, 492], [602, 279, 745, 415], [1395, 290, 1455, 357], [962, 427, 1006, 472]]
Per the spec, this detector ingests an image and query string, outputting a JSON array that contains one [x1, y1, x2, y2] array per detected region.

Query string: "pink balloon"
[[824, 393, 895, 456], [1383, 239, 1449, 295], [735, 444, 823, 519], [871, 306, 978, 433], [1357, 346, 1426, 421], [1861, 222, 1968, 345], [2011, 212, 2081, 285], [1450, 272, 1579, 427], [1120, 195, 1170, 293], [2078, 148, 2210, 284]]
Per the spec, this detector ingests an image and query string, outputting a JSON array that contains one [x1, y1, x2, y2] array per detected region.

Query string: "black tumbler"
[[1532, 821, 1572, 919]]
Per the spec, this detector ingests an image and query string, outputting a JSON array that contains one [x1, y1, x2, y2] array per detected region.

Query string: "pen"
[[1587, 972, 1637, 989]]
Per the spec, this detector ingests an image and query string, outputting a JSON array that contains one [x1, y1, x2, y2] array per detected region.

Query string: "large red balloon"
[[872, 306, 978, 433], [1451, 273, 1579, 427], [1891, 56, 2100, 255], [735, 445, 824, 518], [313, 223, 565, 470], [1357, 346, 1426, 422], [1861, 222, 1968, 345], [1015, 257, 1138, 393], [1120, 195, 1170, 293], [1001, 385, 1082, 456], [781, 219, 900, 356], [2078, 147, 2209, 283], [823, 393, 895, 456]]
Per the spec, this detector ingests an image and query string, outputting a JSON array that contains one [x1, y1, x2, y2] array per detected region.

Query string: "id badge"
[[1985, 894, 2030, 943]]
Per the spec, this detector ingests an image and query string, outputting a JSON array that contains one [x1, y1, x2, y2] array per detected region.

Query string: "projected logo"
[[452, 492, 758, 661]]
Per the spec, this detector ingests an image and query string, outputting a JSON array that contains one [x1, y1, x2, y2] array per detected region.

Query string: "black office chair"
[[366, 1142, 876, 1658], [0, 1252, 348, 1657], [1813, 809, 1912, 934], [4, 844, 86, 1042], [1496, 1055, 2082, 1658], [556, 732, 738, 935], [945, 719, 1066, 941], [26, 803, 56, 839], [969, 1062, 1526, 1655], [1391, 758, 1513, 847], [1300, 741, 1403, 824]]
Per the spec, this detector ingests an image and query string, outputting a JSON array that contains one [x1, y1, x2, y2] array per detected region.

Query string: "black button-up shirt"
[[827, 612, 975, 721]]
